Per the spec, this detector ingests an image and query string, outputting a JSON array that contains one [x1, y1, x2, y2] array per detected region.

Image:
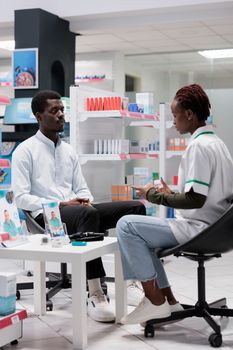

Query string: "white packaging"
[[94, 139, 98, 154], [111, 139, 115, 154], [129, 140, 140, 153], [114, 139, 118, 154], [118, 139, 130, 154], [136, 92, 155, 115], [103, 139, 108, 154], [98, 139, 103, 154], [0, 273, 16, 298], [139, 140, 149, 153], [107, 140, 112, 154]]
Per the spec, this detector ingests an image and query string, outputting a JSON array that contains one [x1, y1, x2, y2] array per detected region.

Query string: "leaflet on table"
[[0, 190, 26, 248], [42, 202, 65, 237]]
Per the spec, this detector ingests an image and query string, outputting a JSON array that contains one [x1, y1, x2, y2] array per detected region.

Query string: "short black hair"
[[31, 90, 61, 115]]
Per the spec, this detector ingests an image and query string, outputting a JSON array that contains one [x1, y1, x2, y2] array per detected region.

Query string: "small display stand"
[[0, 309, 27, 347]]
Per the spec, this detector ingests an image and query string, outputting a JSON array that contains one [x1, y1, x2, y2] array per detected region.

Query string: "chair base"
[[144, 297, 233, 347]]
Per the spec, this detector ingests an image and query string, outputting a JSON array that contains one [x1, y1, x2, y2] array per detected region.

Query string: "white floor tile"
[[11, 250, 233, 349]]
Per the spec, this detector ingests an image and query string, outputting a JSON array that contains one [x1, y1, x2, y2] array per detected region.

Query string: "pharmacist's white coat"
[[168, 125, 233, 243]]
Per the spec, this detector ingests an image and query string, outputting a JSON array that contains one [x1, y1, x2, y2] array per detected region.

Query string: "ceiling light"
[[0, 40, 15, 51], [198, 49, 233, 59]]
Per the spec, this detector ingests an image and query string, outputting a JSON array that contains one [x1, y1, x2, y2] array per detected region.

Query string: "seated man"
[[11, 90, 146, 323]]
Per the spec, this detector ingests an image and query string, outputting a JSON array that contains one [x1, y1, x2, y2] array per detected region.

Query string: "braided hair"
[[174, 84, 211, 121]]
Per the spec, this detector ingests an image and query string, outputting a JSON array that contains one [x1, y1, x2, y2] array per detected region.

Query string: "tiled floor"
[[4, 252, 233, 350]]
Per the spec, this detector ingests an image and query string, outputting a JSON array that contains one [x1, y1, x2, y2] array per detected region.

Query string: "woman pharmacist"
[[116, 83, 233, 325]]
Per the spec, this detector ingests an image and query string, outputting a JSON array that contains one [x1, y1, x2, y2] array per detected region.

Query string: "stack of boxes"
[[111, 185, 132, 202]]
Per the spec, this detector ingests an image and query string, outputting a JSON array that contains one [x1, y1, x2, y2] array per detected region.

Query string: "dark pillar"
[[14, 8, 75, 97]]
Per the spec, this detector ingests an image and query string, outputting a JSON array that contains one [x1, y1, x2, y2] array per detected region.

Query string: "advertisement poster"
[[42, 202, 65, 237], [13, 48, 38, 89], [0, 190, 24, 246]]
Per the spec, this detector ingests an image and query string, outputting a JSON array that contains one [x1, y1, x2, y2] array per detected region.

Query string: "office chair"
[[17, 210, 72, 311], [144, 205, 233, 348]]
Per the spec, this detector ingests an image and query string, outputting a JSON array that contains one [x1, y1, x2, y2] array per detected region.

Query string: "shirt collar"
[[36, 130, 61, 148], [190, 125, 215, 142]]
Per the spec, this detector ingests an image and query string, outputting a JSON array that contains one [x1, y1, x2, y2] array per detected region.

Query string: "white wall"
[[206, 89, 233, 157], [76, 51, 125, 95]]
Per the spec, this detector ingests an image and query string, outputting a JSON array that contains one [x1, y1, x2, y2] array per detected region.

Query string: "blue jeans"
[[116, 215, 178, 289]]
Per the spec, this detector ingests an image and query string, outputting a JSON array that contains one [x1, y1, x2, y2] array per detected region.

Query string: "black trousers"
[[35, 201, 146, 279]]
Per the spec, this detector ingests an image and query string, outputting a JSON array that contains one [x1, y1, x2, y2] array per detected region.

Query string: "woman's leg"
[[116, 215, 178, 304], [116, 215, 179, 324]]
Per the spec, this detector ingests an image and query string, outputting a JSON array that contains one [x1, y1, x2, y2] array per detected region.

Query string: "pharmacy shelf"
[[129, 120, 173, 129], [77, 110, 159, 122], [79, 153, 159, 164], [166, 150, 185, 158], [0, 309, 27, 348]]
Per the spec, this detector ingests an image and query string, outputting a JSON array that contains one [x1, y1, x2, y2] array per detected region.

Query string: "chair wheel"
[[16, 290, 21, 300], [209, 333, 222, 347], [11, 339, 18, 345], [144, 324, 154, 338], [46, 300, 53, 311]]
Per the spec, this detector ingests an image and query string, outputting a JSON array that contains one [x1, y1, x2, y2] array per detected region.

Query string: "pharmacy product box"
[[111, 185, 132, 201], [136, 92, 155, 115], [0, 272, 16, 316]]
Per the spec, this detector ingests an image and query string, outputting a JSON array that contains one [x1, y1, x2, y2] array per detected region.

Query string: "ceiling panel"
[[115, 30, 170, 41], [77, 34, 124, 45], [160, 25, 216, 38]]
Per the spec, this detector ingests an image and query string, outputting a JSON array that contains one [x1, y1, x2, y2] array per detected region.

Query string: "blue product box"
[[0, 295, 16, 316]]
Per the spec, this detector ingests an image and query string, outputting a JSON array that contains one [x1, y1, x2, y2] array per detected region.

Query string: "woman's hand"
[[132, 183, 155, 199], [159, 178, 172, 194]]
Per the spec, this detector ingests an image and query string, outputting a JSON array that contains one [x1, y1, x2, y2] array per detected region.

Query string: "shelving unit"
[[69, 86, 184, 212], [0, 309, 27, 348], [70, 85, 161, 203]]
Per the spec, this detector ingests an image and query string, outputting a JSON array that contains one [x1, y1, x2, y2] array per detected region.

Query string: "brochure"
[[42, 202, 65, 238], [0, 190, 25, 248]]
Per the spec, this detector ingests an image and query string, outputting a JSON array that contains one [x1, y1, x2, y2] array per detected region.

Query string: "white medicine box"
[[0, 273, 16, 316]]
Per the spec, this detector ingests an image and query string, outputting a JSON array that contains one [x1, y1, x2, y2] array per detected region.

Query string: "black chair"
[[17, 210, 72, 311], [144, 205, 233, 348]]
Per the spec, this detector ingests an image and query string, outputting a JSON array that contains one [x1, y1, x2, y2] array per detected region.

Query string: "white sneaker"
[[127, 280, 144, 306], [141, 302, 184, 327], [87, 291, 115, 323], [121, 297, 171, 325]]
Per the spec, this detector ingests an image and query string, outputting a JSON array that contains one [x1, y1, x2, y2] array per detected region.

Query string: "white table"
[[0, 235, 127, 349]]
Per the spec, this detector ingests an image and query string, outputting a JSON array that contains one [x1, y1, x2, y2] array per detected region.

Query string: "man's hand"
[[59, 198, 92, 208], [132, 183, 155, 199]]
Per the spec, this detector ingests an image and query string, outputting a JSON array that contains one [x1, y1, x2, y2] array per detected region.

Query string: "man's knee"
[[82, 205, 99, 221], [131, 201, 146, 215]]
